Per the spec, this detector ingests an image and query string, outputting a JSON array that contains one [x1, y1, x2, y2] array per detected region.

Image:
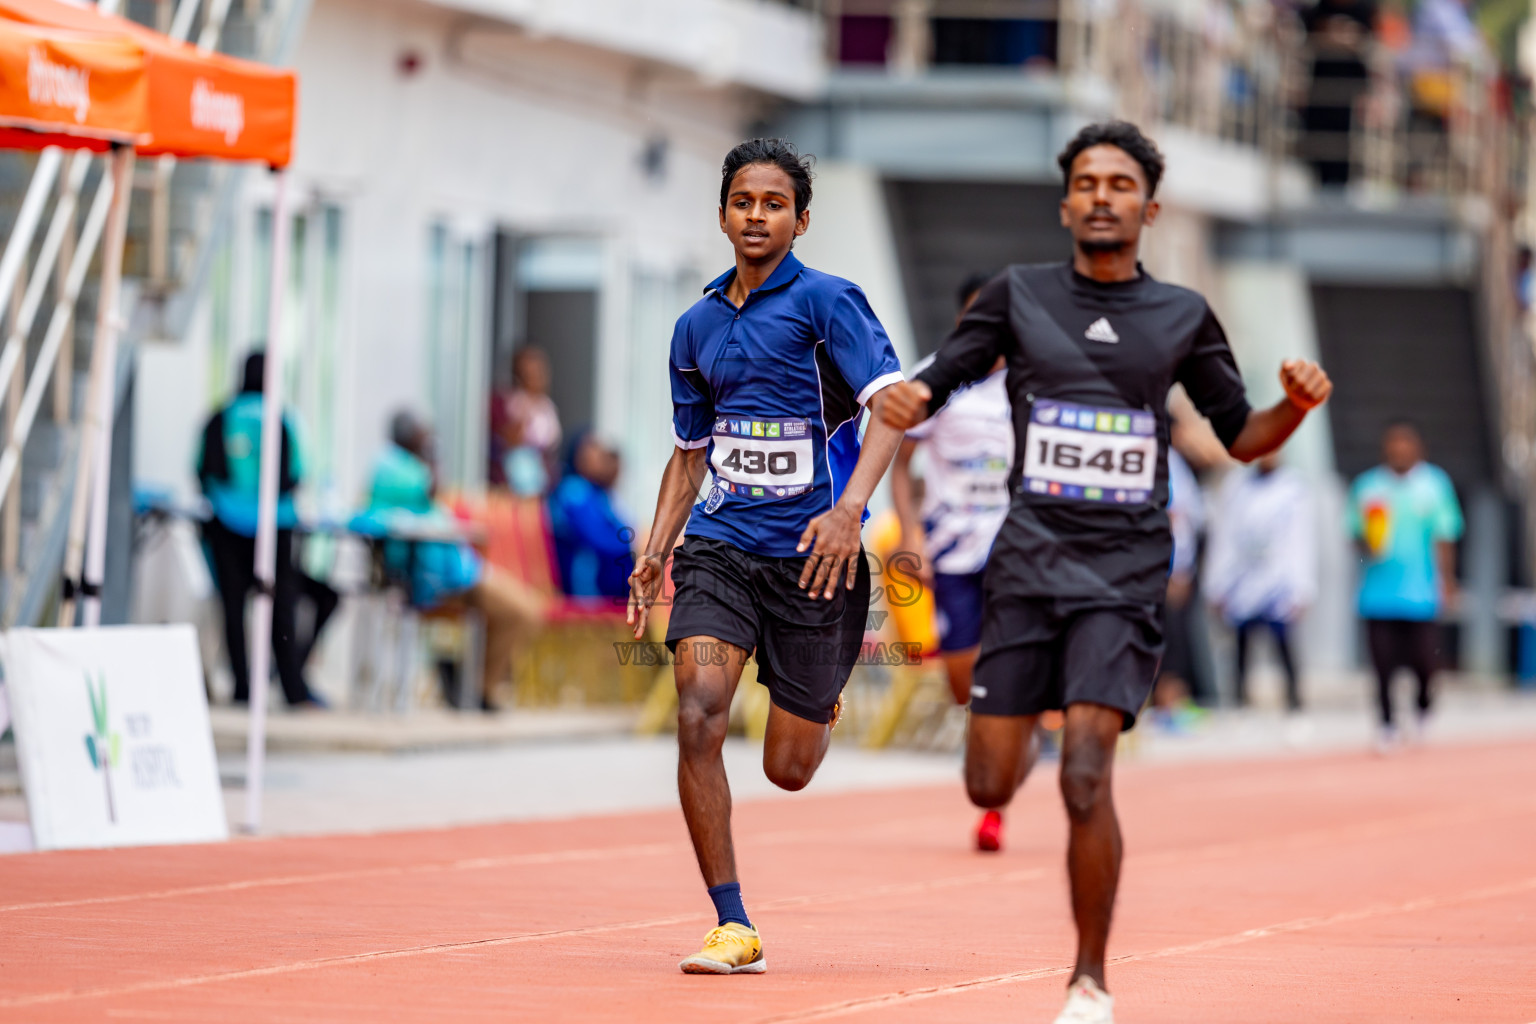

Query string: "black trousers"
[[1365, 618, 1440, 727], [1234, 618, 1301, 711], [203, 519, 314, 705]]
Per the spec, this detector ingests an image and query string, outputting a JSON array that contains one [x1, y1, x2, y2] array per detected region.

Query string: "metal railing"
[[0, 0, 309, 625]]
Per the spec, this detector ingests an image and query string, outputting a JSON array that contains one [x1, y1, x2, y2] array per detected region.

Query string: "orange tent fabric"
[[0, 0, 296, 166], [0, 20, 146, 147]]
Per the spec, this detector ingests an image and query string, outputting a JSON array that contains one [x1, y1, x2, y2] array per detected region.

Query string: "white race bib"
[[710, 416, 814, 501], [954, 455, 1012, 511], [1022, 400, 1158, 504]]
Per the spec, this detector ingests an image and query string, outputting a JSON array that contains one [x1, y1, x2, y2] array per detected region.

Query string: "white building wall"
[[136, 0, 805, 523]]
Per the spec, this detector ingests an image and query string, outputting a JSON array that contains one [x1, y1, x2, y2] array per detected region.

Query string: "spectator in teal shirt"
[[196, 353, 325, 707], [1347, 421, 1463, 747], [357, 411, 545, 710]]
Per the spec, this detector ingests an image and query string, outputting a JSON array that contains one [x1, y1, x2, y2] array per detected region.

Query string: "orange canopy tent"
[[0, 0, 300, 835], [0, 19, 147, 149], [0, 0, 296, 166]]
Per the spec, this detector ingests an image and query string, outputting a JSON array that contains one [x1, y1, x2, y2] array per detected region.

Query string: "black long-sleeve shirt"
[[915, 263, 1252, 603]]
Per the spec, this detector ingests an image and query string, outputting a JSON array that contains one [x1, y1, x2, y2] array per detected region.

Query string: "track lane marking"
[[750, 875, 1536, 1022], [0, 867, 1049, 1008], [6, 793, 1534, 918], [0, 815, 949, 916]]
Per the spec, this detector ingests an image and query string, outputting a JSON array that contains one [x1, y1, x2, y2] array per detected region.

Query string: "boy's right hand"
[[627, 554, 666, 639]]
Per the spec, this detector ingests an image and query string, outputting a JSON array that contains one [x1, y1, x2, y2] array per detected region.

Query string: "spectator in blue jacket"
[[548, 430, 634, 601]]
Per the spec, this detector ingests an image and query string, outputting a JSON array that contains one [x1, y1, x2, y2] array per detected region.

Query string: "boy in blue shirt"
[[1348, 421, 1463, 748], [627, 139, 906, 976]]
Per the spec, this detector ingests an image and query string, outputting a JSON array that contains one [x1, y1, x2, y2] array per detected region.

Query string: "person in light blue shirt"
[[195, 352, 323, 707], [1347, 421, 1463, 744]]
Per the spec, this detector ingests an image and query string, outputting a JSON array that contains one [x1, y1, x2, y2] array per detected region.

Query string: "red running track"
[[1, 739, 1534, 1022]]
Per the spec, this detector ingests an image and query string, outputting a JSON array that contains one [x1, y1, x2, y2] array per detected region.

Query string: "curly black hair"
[[720, 138, 815, 217], [1056, 121, 1165, 198]]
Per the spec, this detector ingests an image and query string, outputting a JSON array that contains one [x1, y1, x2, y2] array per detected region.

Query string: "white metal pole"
[[0, 149, 62, 323], [244, 169, 291, 834], [0, 159, 117, 527], [78, 148, 137, 629]]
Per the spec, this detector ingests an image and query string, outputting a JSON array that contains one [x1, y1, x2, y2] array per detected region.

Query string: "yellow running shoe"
[[678, 923, 766, 974], [829, 694, 844, 730]]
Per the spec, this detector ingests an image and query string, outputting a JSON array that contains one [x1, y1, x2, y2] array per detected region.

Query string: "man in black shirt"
[[881, 122, 1332, 1024]]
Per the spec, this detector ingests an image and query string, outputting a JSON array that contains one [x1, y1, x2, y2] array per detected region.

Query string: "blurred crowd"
[[192, 342, 637, 714], [1149, 409, 1461, 749]]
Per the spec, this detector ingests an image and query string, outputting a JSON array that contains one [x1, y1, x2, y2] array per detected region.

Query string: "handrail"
[[0, 167, 116, 511], [0, 153, 93, 409], [0, 150, 62, 323]]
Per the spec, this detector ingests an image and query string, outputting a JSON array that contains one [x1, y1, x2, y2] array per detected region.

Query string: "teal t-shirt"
[[197, 393, 303, 537], [352, 443, 482, 609], [1347, 463, 1463, 621]]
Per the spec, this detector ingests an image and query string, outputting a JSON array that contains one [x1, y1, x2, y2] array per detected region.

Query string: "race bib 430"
[[1022, 400, 1157, 504], [711, 417, 814, 500]]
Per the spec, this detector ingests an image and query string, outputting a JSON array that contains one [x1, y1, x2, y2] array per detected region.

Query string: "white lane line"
[[0, 815, 950, 916], [8, 791, 1533, 918], [750, 875, 1536, 1022], [0, 866, 1049, 1008]]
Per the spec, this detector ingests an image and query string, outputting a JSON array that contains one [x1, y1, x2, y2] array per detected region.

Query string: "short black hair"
[[720, 138, 814, 217], [241, 351, 265, 394], [1057, 121, 1165, 198], [957, 272, 994, 311]]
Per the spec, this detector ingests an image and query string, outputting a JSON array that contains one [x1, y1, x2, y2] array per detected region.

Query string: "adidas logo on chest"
[[1084, 317, 1119, 344]]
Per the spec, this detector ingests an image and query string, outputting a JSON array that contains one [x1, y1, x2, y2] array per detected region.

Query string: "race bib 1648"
[[710, 416, 814, 501], [1022, 400, 1158, 504]]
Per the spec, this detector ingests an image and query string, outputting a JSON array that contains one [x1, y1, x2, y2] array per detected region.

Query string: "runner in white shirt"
[[1204, 452, 1316, 710], [891, 274, 1016, 851]]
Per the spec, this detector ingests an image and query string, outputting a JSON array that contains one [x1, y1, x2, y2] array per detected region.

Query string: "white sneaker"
[[1053, 975, 1115, 1023], [1405, 712, 1431, 746], [1373, 725, 1399, 756]]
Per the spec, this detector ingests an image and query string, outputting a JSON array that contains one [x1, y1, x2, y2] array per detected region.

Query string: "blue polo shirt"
[[670, 253, 904, 557]]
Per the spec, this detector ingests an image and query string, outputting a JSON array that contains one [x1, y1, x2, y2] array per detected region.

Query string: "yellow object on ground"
[[679, 923, 767, 975]]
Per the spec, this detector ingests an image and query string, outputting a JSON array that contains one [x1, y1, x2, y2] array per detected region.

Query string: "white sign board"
[[2, 625, 228, 850]]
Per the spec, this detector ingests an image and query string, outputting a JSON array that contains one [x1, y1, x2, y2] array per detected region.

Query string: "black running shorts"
[[970, 596, 1164, 731], [665, 536, 872, 725]]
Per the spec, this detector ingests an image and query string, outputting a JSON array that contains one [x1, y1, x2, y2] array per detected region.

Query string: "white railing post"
[[79, 147, 138, 629], [0, 161, 118, 535], [244, 168, 291, 834]]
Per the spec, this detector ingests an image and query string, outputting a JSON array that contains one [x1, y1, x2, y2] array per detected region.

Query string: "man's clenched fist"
[[878, 379, 934, 431], [1280, 359, 1332, 412]]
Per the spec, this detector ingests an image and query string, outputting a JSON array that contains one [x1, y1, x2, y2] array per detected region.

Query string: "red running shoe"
[[975, 810, 1003, 852]]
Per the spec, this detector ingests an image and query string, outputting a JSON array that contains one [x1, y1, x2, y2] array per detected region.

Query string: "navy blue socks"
[[707, 882, 751, 929]]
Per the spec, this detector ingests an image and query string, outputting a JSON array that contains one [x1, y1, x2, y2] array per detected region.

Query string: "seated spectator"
[[490, 347, 561, 496], [548, 430, 634, 602], [358, 411, 546, 709]]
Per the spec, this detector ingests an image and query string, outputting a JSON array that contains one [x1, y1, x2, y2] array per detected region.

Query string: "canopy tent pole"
[[78, 146, 137, 629], [243, 168, 291, 834]]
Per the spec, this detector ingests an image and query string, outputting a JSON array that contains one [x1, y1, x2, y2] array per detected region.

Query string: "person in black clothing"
[[880, 122, 1333, 1024], [196, 353, 327, 708], [1301, 0, 1377, 185]]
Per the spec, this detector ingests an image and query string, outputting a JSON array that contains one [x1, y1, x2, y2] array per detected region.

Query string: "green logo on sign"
[[83, 672, 120, 824]]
